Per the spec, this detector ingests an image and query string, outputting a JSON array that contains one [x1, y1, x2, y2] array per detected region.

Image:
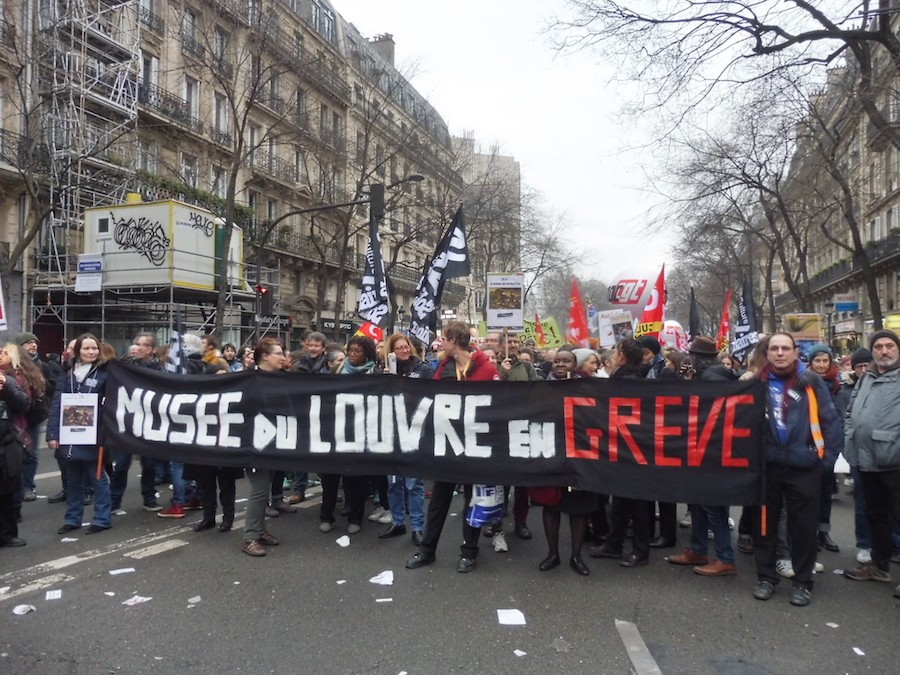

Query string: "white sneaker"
[[493, 531, 509, 553], [776, 559, 795, 578], [857, 548, 872, 564], [814, 561, 824, 573], [368, 506, 388, 522], [378, 510, 393, 524]]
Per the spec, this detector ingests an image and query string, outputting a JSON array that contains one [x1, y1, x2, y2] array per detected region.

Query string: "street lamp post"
[[252, 175, 424, 341]]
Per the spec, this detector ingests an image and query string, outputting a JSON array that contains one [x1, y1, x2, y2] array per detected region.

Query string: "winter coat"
[[435, 350, 500, 381], [844, 364, 900, 472], [760, 366, 842, 470], [0, 376, 32, 482], [498, 357, 540, 382], [396, 355, 435, 379], [46, 362, 108, 462]]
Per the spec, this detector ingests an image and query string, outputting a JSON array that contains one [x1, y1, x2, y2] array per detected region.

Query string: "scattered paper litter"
[[497, 609, 526, 626], [235, 498, 248, 503], [104, 592, 115, 597], [552, 636, 571, 653], [514, 650, 527, 657], [82, 522, 90, 527], [826, 622, 839, 629], [450, 512, 458, 517], [336, 535, 350, 547], [0, 586, 10, 594], [36, 495, 47, 499], [336, 580, 346, 585], [114, 509, 127, 516], [397, 672, 408, 675], [369, 570, 394, 586], [121, 595, 152, 606], [187, 595, 201, 604], [13, 605, 35, 615], [45, 590, 62, 601], [376, 598, 393, 603], [853, 648, 865, 656], [61, 537, 78, 543], [233, 581, 240, 585], [154, 657, 163, 661], [109, 567, 135, 575]]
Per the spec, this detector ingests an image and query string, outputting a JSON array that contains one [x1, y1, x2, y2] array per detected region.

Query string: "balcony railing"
[[182, 32, 205, 59], [250, 149, 296, 183], [137, 83, 203, 133], [0, 128, 50, 171], [138, 6, 164, 35]]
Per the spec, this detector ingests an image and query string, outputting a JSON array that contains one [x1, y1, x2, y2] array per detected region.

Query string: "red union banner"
[[104, 362, 767, 505]]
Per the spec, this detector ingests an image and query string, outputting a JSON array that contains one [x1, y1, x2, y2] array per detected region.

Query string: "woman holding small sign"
[[47, 333, 112, 536]]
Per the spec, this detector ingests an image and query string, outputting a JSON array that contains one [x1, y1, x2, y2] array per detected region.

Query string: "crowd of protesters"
[[1, 322, 899, 608]]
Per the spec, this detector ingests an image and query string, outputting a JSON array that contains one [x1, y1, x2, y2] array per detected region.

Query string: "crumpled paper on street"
[[369, 570, 394, 586]]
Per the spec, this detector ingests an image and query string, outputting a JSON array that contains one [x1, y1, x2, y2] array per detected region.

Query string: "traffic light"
[[256, 284, 274, 315]]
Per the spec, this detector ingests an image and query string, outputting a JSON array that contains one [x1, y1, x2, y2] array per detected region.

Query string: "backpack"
[[25, 393, 50, 427]]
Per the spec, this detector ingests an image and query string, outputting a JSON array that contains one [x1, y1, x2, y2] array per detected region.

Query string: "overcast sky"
[[335, 0, 671, 286]]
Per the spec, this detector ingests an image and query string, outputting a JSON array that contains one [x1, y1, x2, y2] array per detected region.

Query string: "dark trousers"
[[320, 474, 366, 525], [109, 453, 157, 508], [420, 481, 481, 559], [513, 486, 530, 526], [754, 464, 821, 588], [818, 468, 835, 532], [859, 469, 900, 571], [655, 501, 677, 541], [197, 471, 237, 523], [0, 476, 19, 544], [270, 471, 286, 500], [607, 497, 652, 558]]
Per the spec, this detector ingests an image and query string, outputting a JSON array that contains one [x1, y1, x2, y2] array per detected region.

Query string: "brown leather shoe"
[[693, 559, 736, 576], [271, 500, 298, 514], [667, 548, 709, 565], [257, 530, 280, 546], [242, 539, 266, 556]]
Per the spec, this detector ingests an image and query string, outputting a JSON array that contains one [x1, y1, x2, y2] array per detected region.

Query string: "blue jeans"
[[64, 459, 111, 528], [20, 423, 41, 493], [387, 475, 425, 530], [852, 465, 900, 551], [689, 505, 734, 564], [170, 460, 185, 506]]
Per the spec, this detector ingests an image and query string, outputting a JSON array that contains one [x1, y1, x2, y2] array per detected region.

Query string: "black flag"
[[689, 287, 701, 342], [166, 308, 186, 375], [409, 206, 470, 344], [731, 279, 761, 364], [358, 212, 390, 327]]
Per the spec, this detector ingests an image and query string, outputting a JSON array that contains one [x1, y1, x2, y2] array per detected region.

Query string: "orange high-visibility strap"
[[761, 504, 767, 537], [806, 386, 825, 460]]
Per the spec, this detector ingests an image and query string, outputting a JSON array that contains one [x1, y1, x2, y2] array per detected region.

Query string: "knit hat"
[[869, 329, 900, 352], [688, 336, 718, 356], [637, 336, 661, 355], [806, 343, 832, 363], [182, 333, 203, 357], [16, 332, 39, 346], [850, 347, 873, 368]]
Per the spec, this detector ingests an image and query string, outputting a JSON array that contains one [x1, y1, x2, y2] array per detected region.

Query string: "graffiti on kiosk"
[[112, 213, 170, 266], [185, 211, 215, 236]]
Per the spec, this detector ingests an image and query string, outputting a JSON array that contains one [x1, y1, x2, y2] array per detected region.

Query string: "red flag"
[[355, 321, 384, 343], [633, 265, 666, 339], [535, 313, 548, 348], [716, 289, 732, 351], [566, 277, 591, 347]]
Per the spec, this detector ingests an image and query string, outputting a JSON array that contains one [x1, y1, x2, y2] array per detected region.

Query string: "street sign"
[[77, 253, 103, 273], [321, 319, 353, 331], [833, 293, 859, 313], [262, 315, 292, 330]]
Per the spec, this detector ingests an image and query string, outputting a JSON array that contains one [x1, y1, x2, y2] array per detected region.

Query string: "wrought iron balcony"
[[250, 149, 296, 183], [182, 32, 205, 59], [137, 82, 203, 133], [138, 6, 164, 35]]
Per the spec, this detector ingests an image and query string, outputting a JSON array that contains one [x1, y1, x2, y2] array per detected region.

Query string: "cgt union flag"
[[633, 265, 666, 339]]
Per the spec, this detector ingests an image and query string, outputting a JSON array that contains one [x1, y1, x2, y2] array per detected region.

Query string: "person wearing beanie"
[[14, 332, 55, 505], [844, 329, 900, 597], [851, 347, 873, 373], [637, 335, 675, 380]]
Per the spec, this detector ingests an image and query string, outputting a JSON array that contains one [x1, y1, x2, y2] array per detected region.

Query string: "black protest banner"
[[103, 362, 767, 505]]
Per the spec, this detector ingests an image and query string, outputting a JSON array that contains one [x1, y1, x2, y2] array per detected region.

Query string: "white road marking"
[[0, 574, 74, 604], [125, 539, 189, 559], [615, 619, 663, 675]]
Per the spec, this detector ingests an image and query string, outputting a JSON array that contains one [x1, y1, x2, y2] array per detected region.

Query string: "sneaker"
[[23, 490, 37, 502], [856, 548, 872, 564], [753, 580, 775, 601], [348, 523, 361, 535], [844, 562, 892, 582], [493, 531, 509, 553], [789, 585, 811, 607], [158, 504, 185, 519], [679, 512, 692, 528], [319, 521, 333, 533], [143, 502, 163, 512], [776, 559, 795, 578], [377, 510, 392, 525], [368, 506, 388, 522]]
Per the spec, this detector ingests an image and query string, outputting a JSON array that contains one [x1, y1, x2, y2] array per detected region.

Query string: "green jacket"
[[499, 357, 540, 382]]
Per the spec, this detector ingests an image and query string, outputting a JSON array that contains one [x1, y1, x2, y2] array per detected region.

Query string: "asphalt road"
[[1, 447, 897, 675]]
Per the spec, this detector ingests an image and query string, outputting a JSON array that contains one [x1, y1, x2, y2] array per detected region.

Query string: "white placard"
[[74, 273, 103, 292], [597, 309, 635, 347], [59, 393, 99, 445], [486, 273, 525, 330]]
